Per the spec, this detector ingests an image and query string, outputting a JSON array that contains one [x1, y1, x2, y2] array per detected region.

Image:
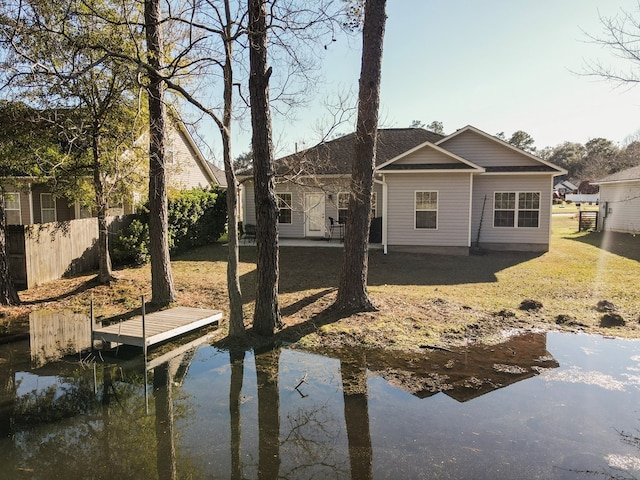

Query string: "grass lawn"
[[2, 215, 639, 351]]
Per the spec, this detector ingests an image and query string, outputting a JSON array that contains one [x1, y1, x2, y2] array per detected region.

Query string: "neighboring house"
[[553, 179, 578, 197], [240, 125, 566, 255], [2, 117, 225, 224], [593, 165, 640, 234]]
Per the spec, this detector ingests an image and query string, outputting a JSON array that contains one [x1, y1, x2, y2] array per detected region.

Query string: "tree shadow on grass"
[[20, 276, 104, 306], [214, 294, 353, 350], [565, 230, 640, 262]]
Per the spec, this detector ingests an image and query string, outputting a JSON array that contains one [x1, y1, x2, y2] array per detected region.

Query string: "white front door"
[[305, 193, 325, 237]]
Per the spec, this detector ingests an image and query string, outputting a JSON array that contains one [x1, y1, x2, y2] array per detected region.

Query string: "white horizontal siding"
[[441, 130, 540, 168], [167, 127, 211, 190], [242, 177, 351, 238], [600, 182, 640, 233], [386, 173, 471, 247], [471, 175, 552, 245]]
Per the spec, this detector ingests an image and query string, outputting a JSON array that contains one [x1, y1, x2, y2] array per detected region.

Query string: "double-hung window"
[[3, 192, 22, 225], [494, 192, 540, 228], [277, 193, 292, 224], [415, 191, 438, 229], [337, 192, 349, 224], [41, 193, 56, 223]]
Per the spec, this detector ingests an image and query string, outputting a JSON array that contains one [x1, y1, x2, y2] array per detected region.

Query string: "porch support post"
[[382, 174, 388, 255]]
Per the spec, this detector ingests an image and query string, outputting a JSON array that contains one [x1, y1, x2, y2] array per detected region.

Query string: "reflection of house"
[[593, 165, 640, 234], [367, 332, 559, 402], [2, 117, 225, 224], [240, 126, 566, 254]]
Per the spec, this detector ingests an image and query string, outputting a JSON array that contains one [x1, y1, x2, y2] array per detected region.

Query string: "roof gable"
[[437, 125, 566, 174], [170, 115, 223, 188], [377, 141, 484, 172]]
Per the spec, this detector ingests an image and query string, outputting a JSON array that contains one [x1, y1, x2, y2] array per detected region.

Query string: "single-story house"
[[240, 125, 567, 255], [1, 116, 225, 225], [593, 165, 640, 234], [553, 179, 578, 197]]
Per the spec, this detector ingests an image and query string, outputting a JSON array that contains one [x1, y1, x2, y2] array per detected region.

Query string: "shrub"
[[111, 188, 227, 266], [111, 218, 150, 266]]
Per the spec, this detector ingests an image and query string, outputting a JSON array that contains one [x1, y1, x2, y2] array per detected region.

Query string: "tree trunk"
[[145, 0, 176, 306], [154, 362, 177, 480], [335, 0, 387, 313], [0, 197, 20, 305], [222, 1, 245, 338], [92, 133, 114, 284], [248, 0, 282, 335], [341, 351, 373, 480], [255, 345, 281, 479], [229, 348, 245, 480]]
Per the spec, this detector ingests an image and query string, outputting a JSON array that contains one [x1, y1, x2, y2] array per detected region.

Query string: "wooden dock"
[[92, 306, 222, 350]]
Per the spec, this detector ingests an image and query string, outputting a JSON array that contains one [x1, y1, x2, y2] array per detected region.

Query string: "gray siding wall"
[[440, 130, 541, 168], [242, 177, 352, 238], [471, 174, 552, 247], [600, 182, 640, 233], [392, 146, 460, 165], [385, 173, 472, 247]]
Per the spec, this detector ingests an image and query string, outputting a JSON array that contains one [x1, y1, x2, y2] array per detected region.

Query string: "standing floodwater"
[[0, 316, 639, 479]]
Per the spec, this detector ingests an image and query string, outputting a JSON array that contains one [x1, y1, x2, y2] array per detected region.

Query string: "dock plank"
[[93, 306, 222, 348]]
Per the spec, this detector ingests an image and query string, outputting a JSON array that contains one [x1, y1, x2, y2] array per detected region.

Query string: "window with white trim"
[[3, 192, 22, 225], [337, 192, 349, 224], [415, 191, 438, 229], [493, 191, 540, 228], [277, 193, 292, 224], [40, 193, 56, 223]]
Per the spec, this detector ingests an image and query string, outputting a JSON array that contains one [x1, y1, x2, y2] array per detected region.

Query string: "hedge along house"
[[239, 125, 566, 255], [593, 165, 640, 234]]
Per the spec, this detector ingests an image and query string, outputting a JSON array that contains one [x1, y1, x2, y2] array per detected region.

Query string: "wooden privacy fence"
[[7, 215, 132, 290]]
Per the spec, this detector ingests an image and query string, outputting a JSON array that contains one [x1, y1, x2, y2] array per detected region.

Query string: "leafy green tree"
[[426, 120, 444, 135], [0, 0, 145, 284], [578, 137, 620, 179], [547, 141, 587, 178], [507, 130, 536, 153]]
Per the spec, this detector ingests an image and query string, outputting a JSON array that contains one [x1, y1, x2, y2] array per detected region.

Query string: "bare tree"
[[334, 0, 387, 313], [248, 0, 282, 335], [584, 4, 640, 86], [144, 0, 176, 305]]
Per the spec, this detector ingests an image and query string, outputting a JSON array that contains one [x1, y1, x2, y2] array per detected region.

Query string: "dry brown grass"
[[2, 215, 639, 351]]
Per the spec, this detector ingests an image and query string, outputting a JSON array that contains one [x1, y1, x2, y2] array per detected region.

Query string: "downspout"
[[468, 173, 474, 248], [382, 174, 388, 254]]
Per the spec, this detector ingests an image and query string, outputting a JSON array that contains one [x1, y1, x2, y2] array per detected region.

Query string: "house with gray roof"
[[240, 125, 566, 254], [593, 165, 640, 234]]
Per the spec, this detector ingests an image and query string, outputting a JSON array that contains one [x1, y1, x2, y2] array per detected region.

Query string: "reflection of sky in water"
[[15, 372, 59, 397], [4, 331, 640, 479]]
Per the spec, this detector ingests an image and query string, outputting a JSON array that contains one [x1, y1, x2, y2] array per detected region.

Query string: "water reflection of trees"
[[0, 350, 203, 479]]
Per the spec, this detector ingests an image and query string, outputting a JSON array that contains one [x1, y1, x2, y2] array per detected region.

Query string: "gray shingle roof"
[[595, 165, 640, 183], [271, 128, 445, 176]]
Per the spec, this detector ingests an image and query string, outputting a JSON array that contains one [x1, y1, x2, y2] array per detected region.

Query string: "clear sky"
[[207, 0, 640, 162]]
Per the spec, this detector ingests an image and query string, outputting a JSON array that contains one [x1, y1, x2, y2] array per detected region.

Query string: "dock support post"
[[142, 294, 149, 415], [90, 294, 94, 352], [142, 295, 147, 361]]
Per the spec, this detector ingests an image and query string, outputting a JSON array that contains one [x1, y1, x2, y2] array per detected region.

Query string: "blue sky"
[[207, 1, 640, 162]]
